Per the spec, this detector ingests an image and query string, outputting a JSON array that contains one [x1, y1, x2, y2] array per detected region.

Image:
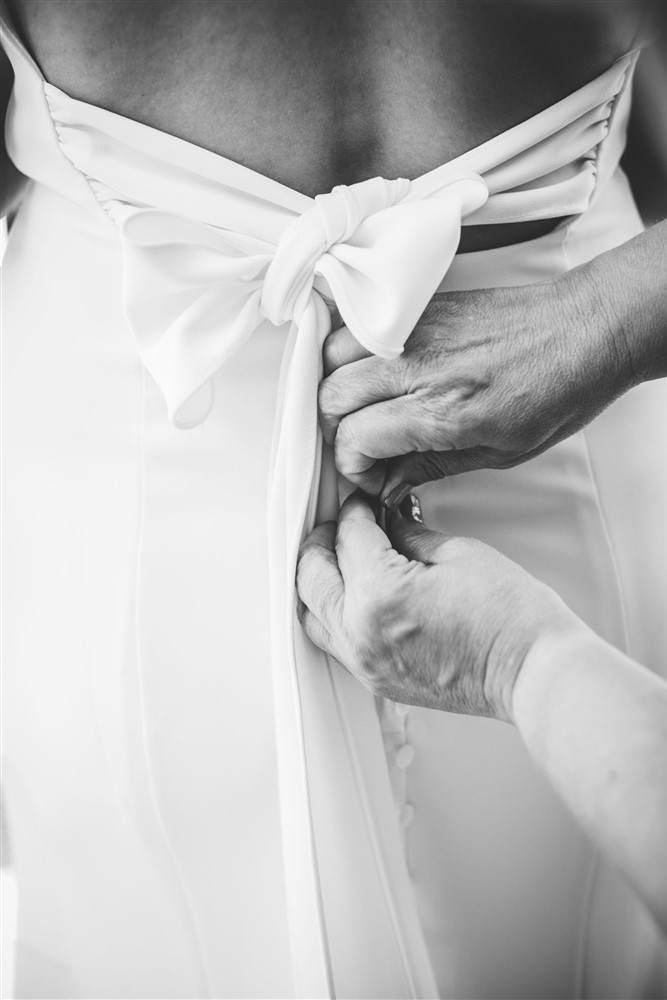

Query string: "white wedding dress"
[[2, 9, 666, 999]]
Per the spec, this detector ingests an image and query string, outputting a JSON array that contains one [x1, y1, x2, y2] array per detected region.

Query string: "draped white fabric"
[[114, 174, 488, 428], [108, 172, 499, 994], [5, 11, 665, 996]]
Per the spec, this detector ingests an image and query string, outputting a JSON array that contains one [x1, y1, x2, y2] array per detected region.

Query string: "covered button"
[[395, 744, 415, 769]]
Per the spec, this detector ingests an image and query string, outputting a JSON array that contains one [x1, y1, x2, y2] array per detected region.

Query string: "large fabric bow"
[[116, 173, 488, 428], [114, 172, 488, 999]]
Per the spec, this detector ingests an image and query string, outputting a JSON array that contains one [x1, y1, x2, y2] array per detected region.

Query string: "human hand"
[[296, 491, 582, 721], [318, 264, 634, 505]]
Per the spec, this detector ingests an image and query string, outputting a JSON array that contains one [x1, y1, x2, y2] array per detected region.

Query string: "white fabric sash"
[[114, 174, 487, 997], [0, 8, 642, 992]]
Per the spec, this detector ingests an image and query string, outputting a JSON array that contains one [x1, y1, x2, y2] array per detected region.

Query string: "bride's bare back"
[[7, 0, 640, 247]]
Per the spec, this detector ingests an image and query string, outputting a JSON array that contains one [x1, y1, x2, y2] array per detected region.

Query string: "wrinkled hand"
[[296, 492, 580, 721], [319, 265, 633, 504]]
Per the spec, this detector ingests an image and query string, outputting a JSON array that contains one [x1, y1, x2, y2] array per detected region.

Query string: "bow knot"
[[116, 172, 488, 428], [261, 177, 411, 327]]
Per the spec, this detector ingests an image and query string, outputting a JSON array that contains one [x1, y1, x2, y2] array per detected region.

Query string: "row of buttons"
[[393, 702, 414, 828], [394, 743, 415, 769], [377, 698, 415, 830]]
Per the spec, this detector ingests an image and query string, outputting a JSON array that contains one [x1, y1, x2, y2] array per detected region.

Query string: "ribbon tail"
[[268, 294, 334, 997], [268, 294, 438, 997]]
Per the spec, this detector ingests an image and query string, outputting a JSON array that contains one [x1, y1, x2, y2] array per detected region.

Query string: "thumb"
[[381, 448, 497, 508], [343, 457, 387, 497], [385, 496, 451, 564]]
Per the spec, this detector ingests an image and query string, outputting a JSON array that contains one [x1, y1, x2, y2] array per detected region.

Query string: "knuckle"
[[351, 645, 383, 690], [295, 545, 317, 586], [418, 402, 445, 445], [334, 419, 369, 476], [297, 529, 330, 579], [305, 521, 335, 551], [335, 514, 358, 549], [406, 340, 441, 380], [409, 395, 453, 451], [420, 379, 488, 449], [296, 538, 314, 565], [344, 579, 420, 692], [335, 415, 356, 451], [317, 376, 339, 422], [352, 581, 403, 642], [322, 331, 343, 373]]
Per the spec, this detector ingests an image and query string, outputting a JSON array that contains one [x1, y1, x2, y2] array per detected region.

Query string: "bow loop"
[[316, 175, 489, 357], [115, 172, 488, 429], [117, 205, 274, 428]]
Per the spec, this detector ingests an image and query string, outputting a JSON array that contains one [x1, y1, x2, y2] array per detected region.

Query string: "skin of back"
[[3, 0, 640, 249]]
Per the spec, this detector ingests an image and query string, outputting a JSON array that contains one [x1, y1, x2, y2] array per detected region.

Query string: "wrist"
[[510, 617, 598, 729], [488, 586, 584, 724], [568, 256, 638, 397], [583, 225, 667, 386]]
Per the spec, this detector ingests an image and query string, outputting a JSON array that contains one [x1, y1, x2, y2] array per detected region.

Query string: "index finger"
[[323, 325, 372, 377]]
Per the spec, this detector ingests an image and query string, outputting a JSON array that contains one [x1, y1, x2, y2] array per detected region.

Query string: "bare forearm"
[[512, 626, 667, 933], [587, 219, 667, 385]]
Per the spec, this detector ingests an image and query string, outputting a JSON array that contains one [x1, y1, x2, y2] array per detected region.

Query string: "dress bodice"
[[2, 9, 638, 226], [1, 9, 640, 426], [0, 11, 649, 997]]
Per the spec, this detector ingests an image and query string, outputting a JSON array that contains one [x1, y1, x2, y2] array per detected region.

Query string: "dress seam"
[[577, 429, 633, 655], [573, 426, 634, 1000], [329, 675, 423, 997], [41, 86, 115, 225], [561, 222, 633, 1000], [590, 57, 636, 204], [132, 369, 215, 999]]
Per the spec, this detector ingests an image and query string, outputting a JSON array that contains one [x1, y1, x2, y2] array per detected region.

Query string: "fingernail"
[[399, 493, 423, 523], [382, 482, 412, 510]]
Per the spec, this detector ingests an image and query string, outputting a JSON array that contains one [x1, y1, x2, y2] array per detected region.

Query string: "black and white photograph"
[[1, 1, 666, 997]]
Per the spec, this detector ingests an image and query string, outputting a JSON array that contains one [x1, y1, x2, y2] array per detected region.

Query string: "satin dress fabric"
[[2, 12, 666, 999]]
